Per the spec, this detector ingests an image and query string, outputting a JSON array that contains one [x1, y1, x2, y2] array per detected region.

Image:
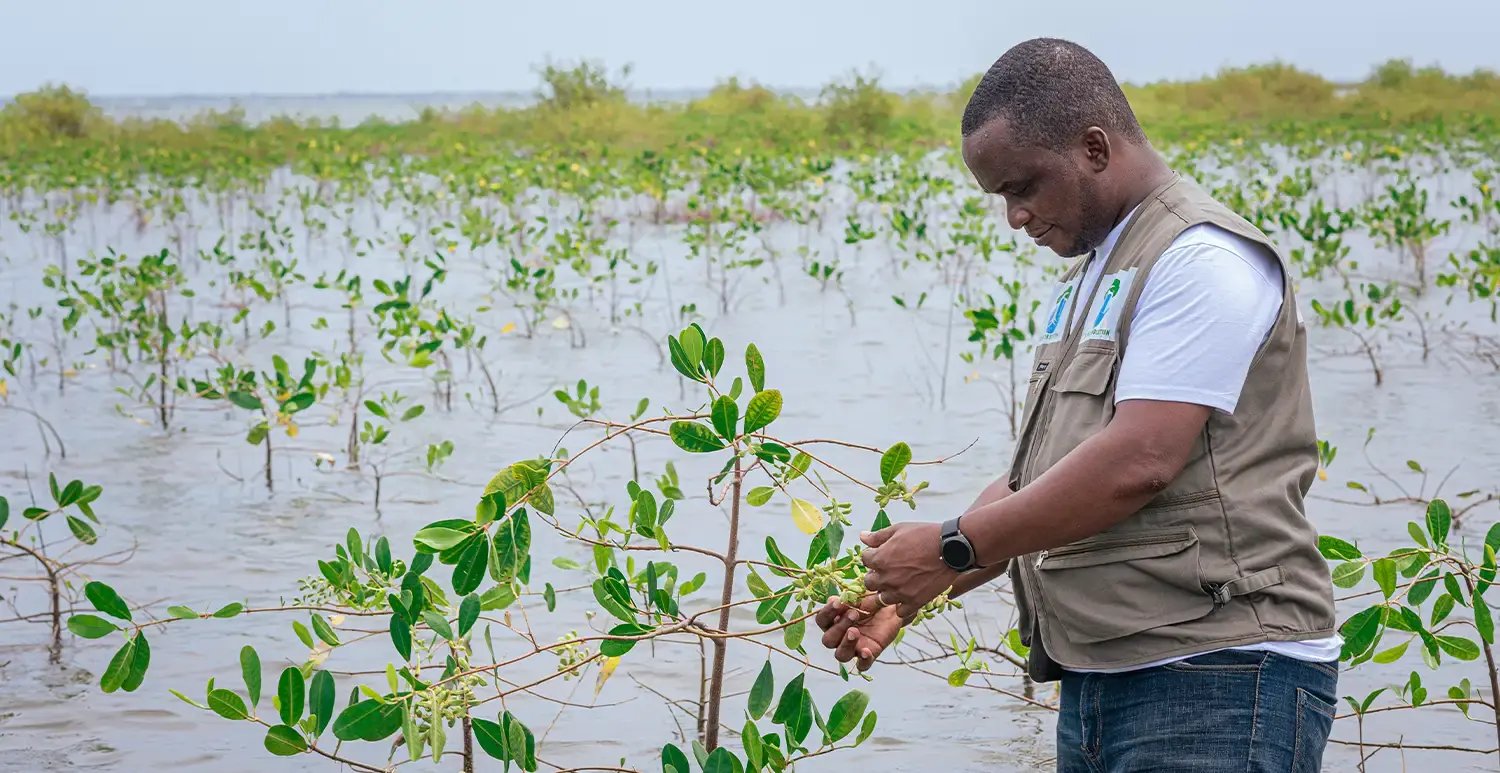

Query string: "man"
[[815, 38, 1341, 772]]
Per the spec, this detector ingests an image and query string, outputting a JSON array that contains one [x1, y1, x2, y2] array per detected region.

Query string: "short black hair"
[[961, 38, 1146, 149]]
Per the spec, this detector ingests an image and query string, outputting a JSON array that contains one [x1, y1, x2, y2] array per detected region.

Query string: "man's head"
[[960, 38, 1148, 257]]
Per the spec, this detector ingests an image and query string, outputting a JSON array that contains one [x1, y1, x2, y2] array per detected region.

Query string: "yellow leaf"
[[964, 370, 980, 384], [790, 498, 824, 535], [329, 614, 346, 626], [551, 315, 571, 330], [500, 322, 517, 334], [285, 422, 299, 438], [594, 656, 620, 697], [0, 379, 8, 398], [1318, 468, 1328, 482]]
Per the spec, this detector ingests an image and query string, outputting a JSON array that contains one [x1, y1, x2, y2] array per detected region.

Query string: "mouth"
[[1029, 224, 1054, 244]]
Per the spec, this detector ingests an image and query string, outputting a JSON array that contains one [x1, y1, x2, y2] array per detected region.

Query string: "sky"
[[4, 1, 1499, 97]]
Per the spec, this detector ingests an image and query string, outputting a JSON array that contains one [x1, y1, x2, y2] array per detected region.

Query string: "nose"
[[1005, 201, 1031, 232]]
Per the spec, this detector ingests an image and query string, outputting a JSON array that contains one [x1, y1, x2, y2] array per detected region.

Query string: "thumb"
[[860, 527, 895, 548]]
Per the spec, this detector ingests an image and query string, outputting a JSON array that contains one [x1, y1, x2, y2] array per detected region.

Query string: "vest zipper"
[[1033, 527, 1194, 568]]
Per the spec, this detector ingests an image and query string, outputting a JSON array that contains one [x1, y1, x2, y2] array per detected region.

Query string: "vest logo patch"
[[1082, 268, 1137, 342], [1037, 279, 1080, 345]]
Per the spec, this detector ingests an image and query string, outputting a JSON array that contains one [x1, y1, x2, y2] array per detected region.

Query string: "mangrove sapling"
[[68, 326, 957, 771], [354, 390, 446, 516], [1319, 499, 1500, 768], [1311, 431, 1500, 524], [191, 356, 321, 492], [0, 474, 115, 662], [1309, 282, 1405, 387], [1363, 172, 1453, 295]]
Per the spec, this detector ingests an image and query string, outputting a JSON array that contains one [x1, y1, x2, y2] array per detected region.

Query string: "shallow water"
[[1, 159, 1498, 772]]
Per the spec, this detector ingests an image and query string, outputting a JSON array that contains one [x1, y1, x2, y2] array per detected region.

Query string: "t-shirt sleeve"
[[1114, 226, 1283, 414]]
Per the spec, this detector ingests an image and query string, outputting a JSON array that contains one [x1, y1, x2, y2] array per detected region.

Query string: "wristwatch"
[[939, 516, 981, 572]]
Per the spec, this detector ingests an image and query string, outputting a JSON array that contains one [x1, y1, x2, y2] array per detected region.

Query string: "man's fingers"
[[862, 570, 884, 592], [814, 597, 843, 631], [859, 547, 879, 569], [833, 626, 862, 663], [860, 527, 896, 548], [821, 615, 854, 649], [855, 633, 885, 672]]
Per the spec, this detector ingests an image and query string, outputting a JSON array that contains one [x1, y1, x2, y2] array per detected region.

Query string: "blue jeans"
[[1057, 650, 1339, 772]]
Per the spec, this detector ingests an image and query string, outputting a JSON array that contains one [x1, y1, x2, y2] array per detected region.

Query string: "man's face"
[[961, 118, 1112, 258]]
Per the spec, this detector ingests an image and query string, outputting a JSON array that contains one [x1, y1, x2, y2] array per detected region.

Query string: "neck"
[[1107, 146, 1174, 231]]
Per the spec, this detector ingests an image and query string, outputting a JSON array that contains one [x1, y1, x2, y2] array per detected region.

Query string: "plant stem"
[[704, 455, 743, 750]]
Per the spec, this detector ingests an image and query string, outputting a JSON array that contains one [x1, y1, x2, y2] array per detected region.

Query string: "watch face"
[[941, 538, 972, 569]]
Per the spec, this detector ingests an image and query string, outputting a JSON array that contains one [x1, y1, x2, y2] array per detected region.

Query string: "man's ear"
[[1080, 127, 1110, 172]]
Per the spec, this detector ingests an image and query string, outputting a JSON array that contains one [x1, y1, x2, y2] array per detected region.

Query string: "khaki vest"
[[1006, 175, 1336, 681]]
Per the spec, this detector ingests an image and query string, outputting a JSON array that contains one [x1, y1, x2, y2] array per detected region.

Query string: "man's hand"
[[814, 594, 912, 672], [858, 522, 959, 620]]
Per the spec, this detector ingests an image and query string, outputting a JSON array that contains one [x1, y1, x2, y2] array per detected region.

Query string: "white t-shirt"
[[1060, 210, 1342, 672]]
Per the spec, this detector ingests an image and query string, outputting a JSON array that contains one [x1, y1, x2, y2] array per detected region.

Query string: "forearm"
[[948, 474, 1014, 599], [962, 423, 1183, 569]]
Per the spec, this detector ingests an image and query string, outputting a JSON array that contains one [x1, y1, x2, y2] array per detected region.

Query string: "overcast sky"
[[4, 1, 1498, 97]]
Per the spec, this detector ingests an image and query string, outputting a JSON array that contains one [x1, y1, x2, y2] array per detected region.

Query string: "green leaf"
[[747, 486, 774, 507], [281, 392, 315, 413], [1475, 596, 1494, 645], [1372, 640, 1408, 663], [1317, 535, 1362, 561], [333, 698, 403, 742], [85, 581, 132, 621], [667, 335, 702, 382], [783, 616, 806, 650], [66, 614, 118, 639], [309, 670, 335, 737], [479, 584, 517, 611], [748, 661, 774, 719], [856, 710, 878, 745], [472, 716, 507, 760], [100, 636, 136, 693], [772, 673, 805, 725], [264, 724, 307, 756], [66, 515, 97, 545], [451, 534, 489, 596], [0, 495, 8, 530], [208, 688, 250, 720], [227, 391, 263, 411], [879, 442, 912, 484], [1437, 635, 1480, 661], [1373, 558, 1396, 599], [661, 743, 692, 773], [414, 526, 472, 551], [240, 645, 262, 707], [311, 614, 340, 646], [745, 343, 766, 393], [458, 594, 480, 637], [491, 510, 531, 582], [743, 389, 782, 434], [601, 623, 651, 657], [292, 620, 314, 649], [167, 605, 198, 619], [213, 602, 244, 618], [422, 610, 454, 640], [1408, 521, 1429, 548], [711, 395, 739, 441], [1409, 570, 1439, 605], [948, 668, 972, 686], [400, 404, 425, 421], [122, 632, 150, 691], [1426, 499, 1451, 548], [1485, 523, 1500, 563], [703, 748, 743, 773], [1339, 606, 1383, 660], [1432, 594, 1456, 626], [1331, 561, 1365, 589], [390, 614, 412, 660], [669, 421, 725, 453], [278, 667, 305, 726], [826, 689, 870, 741]]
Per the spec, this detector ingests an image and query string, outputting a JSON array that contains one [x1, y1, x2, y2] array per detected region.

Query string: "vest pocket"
[[1049, 345, 1115, 396], [1035, 526, 1215, 644]]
